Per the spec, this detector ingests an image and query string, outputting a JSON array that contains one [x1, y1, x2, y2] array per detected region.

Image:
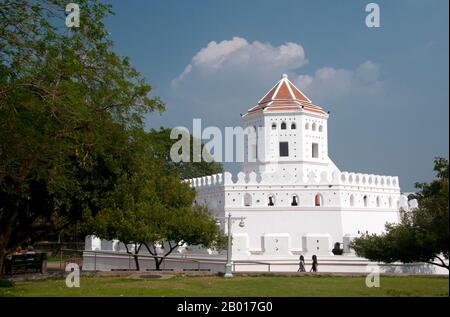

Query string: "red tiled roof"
[[244, 74, 328, 117]]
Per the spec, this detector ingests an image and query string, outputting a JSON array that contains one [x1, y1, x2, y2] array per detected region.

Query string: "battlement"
[[185, 170, 400, 190]]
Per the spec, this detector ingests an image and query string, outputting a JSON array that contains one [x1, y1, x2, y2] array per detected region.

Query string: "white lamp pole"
[[224, 213, 233, 277], [221, 213, 245, 278]]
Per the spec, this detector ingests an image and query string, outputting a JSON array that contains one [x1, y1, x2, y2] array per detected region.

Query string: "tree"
[[92, 130, 227, 271], [148, 127, 223, 179], [92, 161, 227, 270], [92, 172, 167, 271], [0, 0, 226, 275], [141, 204, 227, 270], [0, 0, 164, 274], [350, 157, 449, 270]]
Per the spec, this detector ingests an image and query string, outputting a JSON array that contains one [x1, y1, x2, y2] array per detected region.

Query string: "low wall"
[[82, 252, 226, 272], [81, 252, 448, 275]]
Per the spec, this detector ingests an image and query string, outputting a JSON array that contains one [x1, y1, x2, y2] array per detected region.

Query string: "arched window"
[[268, 195, 275, 206], [363, 195, 368, 207], [244, 193, 252, 207], [389, 197, 393, 208], [319, 125, 323, 132], [281, 122, 287, 130], [376, 196, 381, 207], [291, 195, 299, 206], [312, 123, 317, 131], [291, 123, 296, 130], [305, 123, 309, 130], [315, 194, 323, 207], [271, 123, 277, 130], [350, 195, 355, 207]]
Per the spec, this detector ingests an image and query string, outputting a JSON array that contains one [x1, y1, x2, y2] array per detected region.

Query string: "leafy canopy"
[[351, 157, 449, 270]]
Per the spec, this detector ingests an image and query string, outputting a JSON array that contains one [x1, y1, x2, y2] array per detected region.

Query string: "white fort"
[[85, 74, 436, 273], [187, 74, 404, 259]]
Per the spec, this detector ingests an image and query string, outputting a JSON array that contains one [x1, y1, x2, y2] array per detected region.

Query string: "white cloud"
[[171, 37, 308, 88], [295, 61, 386, 105], [166, 37, 387, 128]]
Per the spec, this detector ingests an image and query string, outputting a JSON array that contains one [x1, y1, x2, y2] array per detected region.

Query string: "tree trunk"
[[155, 258, 161, 270], [142, 242, 161, 271], [133, 254, 140, 271], [0, 241, 7, 277], [124, 244, 141, 271], [142, 242, 179, 271], [0, 208, 19, 276], [133, 243, 142, 271], [159, 242, 180, 271]]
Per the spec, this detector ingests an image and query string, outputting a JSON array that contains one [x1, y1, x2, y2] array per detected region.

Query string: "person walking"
[[310, 254, 318, 272], [297, 255, 306, 272]]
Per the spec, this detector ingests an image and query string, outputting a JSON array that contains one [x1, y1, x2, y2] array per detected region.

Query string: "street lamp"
[[218, 213, 246, 278]]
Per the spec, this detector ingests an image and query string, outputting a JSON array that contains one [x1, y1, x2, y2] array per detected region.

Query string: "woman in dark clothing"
[[310, 255, 318, 272], [297, 255, 306, 272]]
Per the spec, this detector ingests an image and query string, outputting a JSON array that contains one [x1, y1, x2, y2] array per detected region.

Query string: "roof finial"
[[281, 73, 288, 79]]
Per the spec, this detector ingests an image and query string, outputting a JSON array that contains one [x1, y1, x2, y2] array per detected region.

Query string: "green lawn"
[[0, 275, 448, 297]]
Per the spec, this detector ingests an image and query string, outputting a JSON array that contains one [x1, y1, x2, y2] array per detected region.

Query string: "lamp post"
[[219, 213, 245, 278]]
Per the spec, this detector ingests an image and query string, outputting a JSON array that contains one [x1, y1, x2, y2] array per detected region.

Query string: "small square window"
[[312, 143, 319, 158], [279, 142, 289, 157]]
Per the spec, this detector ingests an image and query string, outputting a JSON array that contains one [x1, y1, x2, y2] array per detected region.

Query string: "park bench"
[[2, 253, 47, 275]]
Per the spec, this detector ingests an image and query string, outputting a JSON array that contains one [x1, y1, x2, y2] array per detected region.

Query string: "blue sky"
[[103, 0, 448, 191]]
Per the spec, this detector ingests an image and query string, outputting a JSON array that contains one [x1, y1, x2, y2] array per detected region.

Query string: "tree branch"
[[433, 256, 449, 269], [425, 260, 449, 270]]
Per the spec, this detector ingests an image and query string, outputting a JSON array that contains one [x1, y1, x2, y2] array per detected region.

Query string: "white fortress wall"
[[186, 169, 403, 257]]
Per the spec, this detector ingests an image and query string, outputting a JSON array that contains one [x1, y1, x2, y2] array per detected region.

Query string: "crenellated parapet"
[[185, 173, 224, 188], [185, 170, 400, 191], [337, 171, 399, 189]]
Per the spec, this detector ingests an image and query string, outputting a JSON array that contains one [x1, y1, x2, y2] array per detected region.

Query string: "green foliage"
[[91, 131, 227, 269], [0, 0, 163, 243], [0, 0, 164, 259], [0, 278, 14, 288], [148, 127, 224, 179], [351, 157, 449, 269], [0, 0, 225, 274]]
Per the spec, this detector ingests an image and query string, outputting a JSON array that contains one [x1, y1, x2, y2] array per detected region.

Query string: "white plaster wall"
[[188, 170, 402, 258], [85, 236, 101, 251], [341, 209, 400, 235], [232, 233, 250, 256], [261, 233, 292, 256], [302, 233, 333, 255], [227, 209, 343, 256]]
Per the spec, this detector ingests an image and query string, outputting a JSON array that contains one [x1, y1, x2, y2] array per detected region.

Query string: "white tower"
[[242, 74, 339, 177]]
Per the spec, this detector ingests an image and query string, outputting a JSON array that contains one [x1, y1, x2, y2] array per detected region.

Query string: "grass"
[[46, 256, 67, 262], [0, 274, 448, 297]]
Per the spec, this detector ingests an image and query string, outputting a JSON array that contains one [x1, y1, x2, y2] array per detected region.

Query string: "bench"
[[3, 253, 47, 275]]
